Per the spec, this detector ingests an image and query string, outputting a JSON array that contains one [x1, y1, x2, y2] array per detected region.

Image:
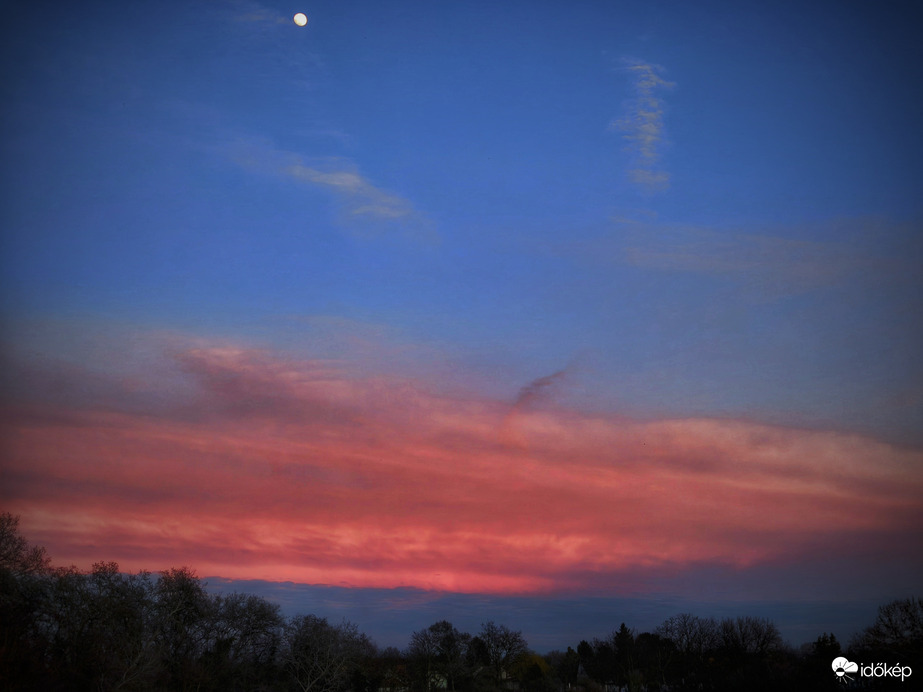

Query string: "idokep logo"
[[832, 657, 913, 684], [832, 657, 858, 683]]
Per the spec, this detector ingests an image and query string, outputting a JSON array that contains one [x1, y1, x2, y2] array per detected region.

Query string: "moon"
[[293, 12, 308, 27]]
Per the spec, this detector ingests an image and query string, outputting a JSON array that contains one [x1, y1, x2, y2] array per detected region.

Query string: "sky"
[[1, 0, 922, 651]]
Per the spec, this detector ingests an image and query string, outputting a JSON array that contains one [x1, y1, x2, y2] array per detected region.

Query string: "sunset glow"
[[3, 335, 919, 595], [1, 0, 921, 649]]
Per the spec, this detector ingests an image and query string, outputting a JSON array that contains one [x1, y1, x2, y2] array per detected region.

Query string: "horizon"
[[200, 576, 889, 653], [1, 0, 921, 657]]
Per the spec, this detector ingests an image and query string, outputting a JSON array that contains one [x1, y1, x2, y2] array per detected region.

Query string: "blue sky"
[[2, 0, 921, 651]]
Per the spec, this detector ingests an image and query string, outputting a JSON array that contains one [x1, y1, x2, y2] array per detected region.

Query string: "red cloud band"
[[2, 339, 920, 594]]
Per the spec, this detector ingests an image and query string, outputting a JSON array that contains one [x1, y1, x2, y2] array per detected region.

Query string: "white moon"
[[293, 13, 308, 27]]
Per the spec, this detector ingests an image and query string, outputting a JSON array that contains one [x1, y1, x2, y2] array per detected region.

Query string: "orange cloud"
[[2, 337, 920, 595]]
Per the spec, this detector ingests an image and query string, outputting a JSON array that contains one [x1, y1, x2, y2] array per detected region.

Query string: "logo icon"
[[832, 657, 859, 683]]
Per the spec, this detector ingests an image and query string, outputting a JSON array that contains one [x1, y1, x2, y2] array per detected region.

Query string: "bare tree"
[[408, 623, 440, 691], [409, 620, 472, 691], [656, 613, 720, 656], [852, 596, 923, 660], [284, 615, 371, 692], [85, 562, 160, 691], [204, 591, 284, 689], [477, 621, 528, 686], [719, 616, 782, 656], [432, 620, 472, 692], [213, 592, 283, 665], [0, 512, 50, 576], [153, 566, 211, 688], [0, 514, 51, 687]]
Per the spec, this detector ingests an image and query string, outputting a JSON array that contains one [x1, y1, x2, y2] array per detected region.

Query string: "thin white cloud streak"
[[611, 59, 675, 193], [283, 162, 416, 221], [228, 0, 291, 25], [230, 139, 435, 240]]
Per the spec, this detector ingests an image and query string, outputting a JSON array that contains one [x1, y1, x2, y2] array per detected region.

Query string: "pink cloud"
[[2, 335, 920, 595]]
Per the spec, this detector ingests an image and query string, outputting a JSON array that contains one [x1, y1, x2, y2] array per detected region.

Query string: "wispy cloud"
[[625, 229, 864, 294], [2, 328, 920, 595], [611, 59, 675, 193], [501, 369, 568, 449], [615, 221, 910, 299], [228, 0, 290, 25], [283, 161, 416, 221], [230, 139, 435, 241]]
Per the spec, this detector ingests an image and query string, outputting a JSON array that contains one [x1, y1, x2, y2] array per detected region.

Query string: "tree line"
[[1, 512, 919, 691]]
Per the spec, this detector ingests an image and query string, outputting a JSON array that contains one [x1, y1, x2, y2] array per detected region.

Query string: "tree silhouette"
[[850, 596, 923, 685], [409, 620, 473, 692], [475, 621, 528, 688], [0, 513, 50, 576], [284, 615, 370, 692]]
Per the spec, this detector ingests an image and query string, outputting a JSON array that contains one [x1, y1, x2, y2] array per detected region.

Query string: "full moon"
[[293, 13, 308, 27]]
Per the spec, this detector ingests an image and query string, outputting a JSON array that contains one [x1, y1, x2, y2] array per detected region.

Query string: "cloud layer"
[[2, 328, 920, 598]]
